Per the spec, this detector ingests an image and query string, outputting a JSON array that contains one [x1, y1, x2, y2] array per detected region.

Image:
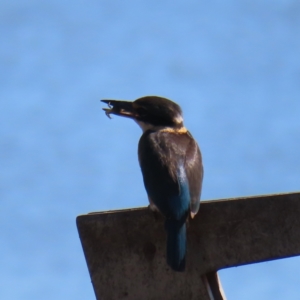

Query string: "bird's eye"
[[137, 106, 147, 116]]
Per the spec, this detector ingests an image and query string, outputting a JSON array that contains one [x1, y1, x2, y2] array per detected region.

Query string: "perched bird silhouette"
[[101, 96, 203, 272]]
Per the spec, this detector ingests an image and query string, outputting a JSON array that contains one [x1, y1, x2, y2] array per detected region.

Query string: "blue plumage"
[[165, 165, 190, 271], [165, 219, 186, 271]]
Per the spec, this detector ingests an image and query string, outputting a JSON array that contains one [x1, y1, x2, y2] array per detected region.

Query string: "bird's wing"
[[138, 130, 201, 220], [184, 131, 203, 218], [138, 130, 181, 219]]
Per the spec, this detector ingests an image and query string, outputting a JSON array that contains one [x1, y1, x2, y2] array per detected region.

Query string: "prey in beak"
[[101, 100, 136, 119]]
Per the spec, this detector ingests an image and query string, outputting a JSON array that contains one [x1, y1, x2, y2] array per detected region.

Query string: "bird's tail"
[[165, 219, 186, 272]]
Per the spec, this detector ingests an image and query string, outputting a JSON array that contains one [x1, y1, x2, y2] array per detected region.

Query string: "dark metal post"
[[77, 192, 300, 300]]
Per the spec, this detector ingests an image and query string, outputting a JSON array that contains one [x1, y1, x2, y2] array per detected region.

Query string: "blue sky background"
[[1, 0, 300, 299]]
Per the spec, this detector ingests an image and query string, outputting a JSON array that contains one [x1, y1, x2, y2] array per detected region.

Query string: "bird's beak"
[[101, 100, 136, 119]]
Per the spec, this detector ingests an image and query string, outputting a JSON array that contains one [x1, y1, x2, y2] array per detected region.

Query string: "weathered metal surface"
[[196, 192, 300, 271], [77, 208, 211, 300], [77, 192, 300, 300]]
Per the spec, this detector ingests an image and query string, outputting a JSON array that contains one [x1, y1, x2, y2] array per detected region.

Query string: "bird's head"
[[101, 96, 184, 132]]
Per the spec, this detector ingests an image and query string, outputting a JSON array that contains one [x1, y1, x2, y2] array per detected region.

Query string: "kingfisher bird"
[[101, 96, 203, 272]]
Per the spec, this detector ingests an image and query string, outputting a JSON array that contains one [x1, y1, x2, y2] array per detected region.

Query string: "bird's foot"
[[148, 204, 160, 221]]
